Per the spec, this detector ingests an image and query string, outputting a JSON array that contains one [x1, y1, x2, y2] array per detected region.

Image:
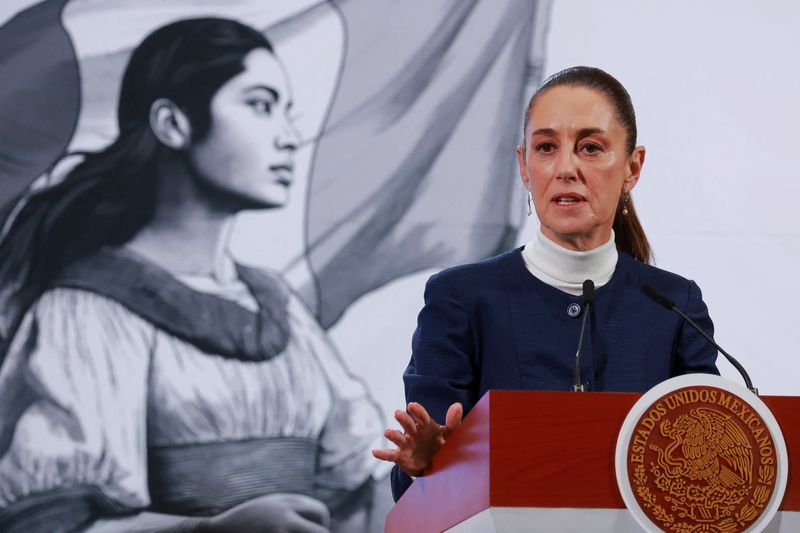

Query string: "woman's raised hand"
[[372, 401, 463, 476]]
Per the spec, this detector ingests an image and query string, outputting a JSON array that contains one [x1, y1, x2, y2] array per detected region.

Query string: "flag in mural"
[[0, 1, 550, 531]]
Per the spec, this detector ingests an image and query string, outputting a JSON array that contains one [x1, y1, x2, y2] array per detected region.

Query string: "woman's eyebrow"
[[576, 127, 606, 137], [532, 127, 606, 137], [242, 84, 280, 101]]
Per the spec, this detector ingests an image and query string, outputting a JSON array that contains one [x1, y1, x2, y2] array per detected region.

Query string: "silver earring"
[[622, 192, 630, 216], [526, 190, 533, 216]]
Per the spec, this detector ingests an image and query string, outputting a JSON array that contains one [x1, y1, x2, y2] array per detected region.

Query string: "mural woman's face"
[[188, 48, 300, 209]]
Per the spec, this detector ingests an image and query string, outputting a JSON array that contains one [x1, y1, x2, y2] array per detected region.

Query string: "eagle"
[[659, 407, 753, 488]]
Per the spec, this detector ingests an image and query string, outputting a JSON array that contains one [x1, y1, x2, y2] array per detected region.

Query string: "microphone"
[[642, 283, 757, 395], [573, 279, 595, 392]]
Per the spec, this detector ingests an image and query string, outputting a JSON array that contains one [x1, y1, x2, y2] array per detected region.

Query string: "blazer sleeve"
[[672, 280, 720, 376], [392, 272, 480, 501]]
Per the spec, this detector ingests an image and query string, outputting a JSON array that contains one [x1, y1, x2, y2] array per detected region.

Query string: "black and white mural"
[[0, 1, 550, 531]]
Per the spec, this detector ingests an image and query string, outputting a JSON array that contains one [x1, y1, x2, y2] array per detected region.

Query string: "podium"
[[385, 391, 800, 532]]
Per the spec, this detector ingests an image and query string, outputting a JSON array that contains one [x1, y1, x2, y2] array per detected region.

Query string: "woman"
[[0, 18, 382, 532], [373, 66, 719, 501]]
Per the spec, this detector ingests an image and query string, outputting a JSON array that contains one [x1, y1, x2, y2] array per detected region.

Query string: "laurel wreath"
[[632, 462, 775, 532], [633, 464, 676, 526], [735, 464, 775, 526]]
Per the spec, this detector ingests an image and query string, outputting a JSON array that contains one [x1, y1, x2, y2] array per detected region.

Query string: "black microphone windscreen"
[[582, 279, 595, 305], [642, 283, 676, 310]]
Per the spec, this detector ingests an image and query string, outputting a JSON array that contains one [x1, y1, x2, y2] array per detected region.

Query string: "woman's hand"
[[200, 493, 330, 532], [371, 402, 463, 477]]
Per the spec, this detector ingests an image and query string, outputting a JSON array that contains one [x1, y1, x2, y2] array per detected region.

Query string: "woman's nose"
[[555, 150, 579, 181], [275, 115, 301, 151]]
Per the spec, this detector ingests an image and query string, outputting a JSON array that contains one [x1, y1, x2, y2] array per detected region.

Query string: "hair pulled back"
[[524, 66, 652, 264], [0, 17, 273, 346]]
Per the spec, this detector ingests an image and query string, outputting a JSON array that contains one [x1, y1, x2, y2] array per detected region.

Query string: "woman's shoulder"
[[4, 286, 155, 369], [31, 285, 150, 322], [21, 287, 156, 348], [429, 247, 525, 287], [618, 252, 704, 306]]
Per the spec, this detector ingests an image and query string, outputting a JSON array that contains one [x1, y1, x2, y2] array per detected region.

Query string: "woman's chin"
[[236, 188, 290, 211]]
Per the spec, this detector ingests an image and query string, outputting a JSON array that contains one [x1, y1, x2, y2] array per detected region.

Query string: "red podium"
[[385, 391, 800, 532]]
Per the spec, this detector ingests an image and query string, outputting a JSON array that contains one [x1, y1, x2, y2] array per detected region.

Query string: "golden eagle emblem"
[[657, 408, 753, 489], [625, 386, 779, 533]]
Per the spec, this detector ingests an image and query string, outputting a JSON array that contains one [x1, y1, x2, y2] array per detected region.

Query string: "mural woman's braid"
[[0, 18, 275, 350]]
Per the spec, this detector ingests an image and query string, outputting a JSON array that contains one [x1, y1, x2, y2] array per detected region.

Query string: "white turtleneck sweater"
[[521, 230, 618, 296]]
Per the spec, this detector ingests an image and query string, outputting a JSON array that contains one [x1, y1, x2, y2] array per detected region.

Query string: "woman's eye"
[[535, 142, 556, 154], [581, 143, 602, 154], [247, 100, 273, 115]]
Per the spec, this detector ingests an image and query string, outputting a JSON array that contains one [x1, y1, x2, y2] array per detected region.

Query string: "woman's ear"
[[625, 145, 646, 192], [516, 144, 531, 190], [149, 98, 191, 149]]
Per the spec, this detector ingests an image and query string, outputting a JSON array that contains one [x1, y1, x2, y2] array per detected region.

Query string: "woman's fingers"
[[395, 409, 419, 436], [406, 402, 432, 427], [444, 402, 463, 436], [372, 447, 397, 462], [384, 428, 409, 448], [373, 402, 464, 471]]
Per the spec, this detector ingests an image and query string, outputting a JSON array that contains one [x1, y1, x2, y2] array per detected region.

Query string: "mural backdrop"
[[2, 1, 797, 532], [0, 1, 550, 531]]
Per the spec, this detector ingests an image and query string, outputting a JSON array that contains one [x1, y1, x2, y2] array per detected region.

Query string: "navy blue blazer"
[[391, 247, 719, 500]]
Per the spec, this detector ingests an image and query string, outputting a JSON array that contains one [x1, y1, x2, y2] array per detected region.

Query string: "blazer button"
[[567, 303, 582, 317]]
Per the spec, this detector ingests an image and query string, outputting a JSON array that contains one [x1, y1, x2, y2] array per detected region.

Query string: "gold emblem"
[[627, 386, 778, 533]]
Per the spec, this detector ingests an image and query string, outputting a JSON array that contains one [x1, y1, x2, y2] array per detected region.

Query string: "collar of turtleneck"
[[521, 229, 618, 296]]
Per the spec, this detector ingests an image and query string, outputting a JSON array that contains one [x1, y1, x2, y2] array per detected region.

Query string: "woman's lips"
[[270, 164, 294, 186], [551, 193, 586, 206]]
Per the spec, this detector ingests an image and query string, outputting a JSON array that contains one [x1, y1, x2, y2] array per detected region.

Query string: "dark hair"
[[523, 66, 652, 264], [0, 17, 274, 345]]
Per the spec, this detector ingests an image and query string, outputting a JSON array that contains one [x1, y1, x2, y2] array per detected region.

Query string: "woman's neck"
[[124, 157, 238, 279]]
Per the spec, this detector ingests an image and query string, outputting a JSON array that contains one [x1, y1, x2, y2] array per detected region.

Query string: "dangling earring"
[[622, 192, 630, 216], [526, 190, 533, 216]]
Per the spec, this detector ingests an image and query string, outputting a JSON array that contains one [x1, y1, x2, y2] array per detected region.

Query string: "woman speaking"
[[373, 66, 719, 501]]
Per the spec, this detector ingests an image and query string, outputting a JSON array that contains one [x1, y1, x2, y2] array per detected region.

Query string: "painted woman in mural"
[[0, 17, 383, 532]]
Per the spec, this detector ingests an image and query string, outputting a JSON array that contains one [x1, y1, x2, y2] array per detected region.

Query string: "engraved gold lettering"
[[717, 391, 733, 409], [731, 398, 742, 414], [665, 394, 677, 410], [674, 391, 687, 407]]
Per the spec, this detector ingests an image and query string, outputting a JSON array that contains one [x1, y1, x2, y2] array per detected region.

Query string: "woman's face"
[[188, 48, 300, 209], [517, 86, 645, 251]]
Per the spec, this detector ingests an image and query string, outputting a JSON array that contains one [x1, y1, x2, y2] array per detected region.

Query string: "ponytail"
[[613, 196, 652, 264]]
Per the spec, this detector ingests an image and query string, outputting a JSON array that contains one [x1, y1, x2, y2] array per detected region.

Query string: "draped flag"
[[305, 0, 551, 327]]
